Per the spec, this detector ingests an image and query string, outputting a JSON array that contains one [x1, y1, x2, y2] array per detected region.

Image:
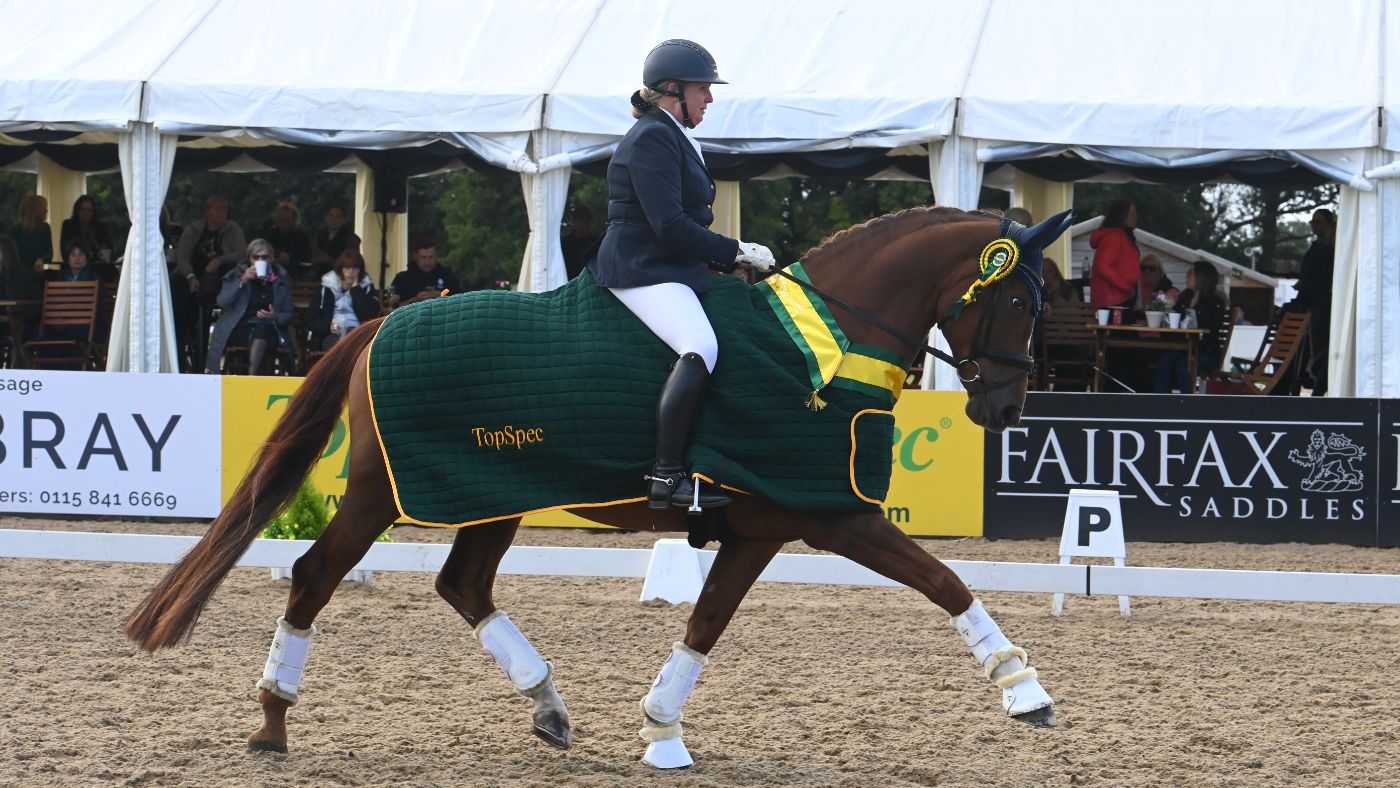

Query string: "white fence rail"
[[2, 530, 1397, 607]]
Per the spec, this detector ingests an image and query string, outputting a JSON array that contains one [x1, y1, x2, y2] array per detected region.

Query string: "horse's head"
[[939, 210, 1075, 433]]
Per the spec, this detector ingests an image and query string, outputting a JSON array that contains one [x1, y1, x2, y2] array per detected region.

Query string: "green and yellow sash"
[[759, 263, 906, 409]]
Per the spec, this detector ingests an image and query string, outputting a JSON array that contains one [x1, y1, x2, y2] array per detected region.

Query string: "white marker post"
[[1053, 489, 1130, 616]]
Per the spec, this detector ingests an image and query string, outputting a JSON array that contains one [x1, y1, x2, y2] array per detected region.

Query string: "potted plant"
[[1144, 291, 1172, 328], [264, 479, 391, 583]]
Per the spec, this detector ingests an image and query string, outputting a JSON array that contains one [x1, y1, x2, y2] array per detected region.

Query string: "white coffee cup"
[[1095, 308, 1110, 325], [1167, 312, 1182, 329], [253, 259, 269, 278]]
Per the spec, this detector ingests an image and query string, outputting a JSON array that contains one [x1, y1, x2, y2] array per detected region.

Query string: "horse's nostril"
[[1001, 405, 1022, 426]]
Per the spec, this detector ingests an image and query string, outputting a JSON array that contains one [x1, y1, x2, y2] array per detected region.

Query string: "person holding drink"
[[206, 239, 293, 374]]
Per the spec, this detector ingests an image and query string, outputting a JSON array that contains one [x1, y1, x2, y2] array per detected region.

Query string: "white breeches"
[[609, 283, 718, 372]]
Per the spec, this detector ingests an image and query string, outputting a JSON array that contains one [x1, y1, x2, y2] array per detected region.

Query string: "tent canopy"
[[0, 0, 215, 129], [961, 0, 1383, 151], [144, 0, 602, 135], [545, 0, 984, 147]]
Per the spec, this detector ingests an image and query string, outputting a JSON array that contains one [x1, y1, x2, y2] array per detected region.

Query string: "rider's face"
[[681, 82, 713, 125]]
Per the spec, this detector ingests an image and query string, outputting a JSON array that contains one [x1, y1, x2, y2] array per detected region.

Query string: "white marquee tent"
[[1, 0, 1396, 397]]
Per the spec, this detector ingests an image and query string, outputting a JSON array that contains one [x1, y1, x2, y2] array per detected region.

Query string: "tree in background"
[[1073, 181, 1337, 276]]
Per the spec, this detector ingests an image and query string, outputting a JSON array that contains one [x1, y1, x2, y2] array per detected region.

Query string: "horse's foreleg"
[[640, 538, 783, 769], [798, 513, 1056, 727], [434, 520, 571, 749]]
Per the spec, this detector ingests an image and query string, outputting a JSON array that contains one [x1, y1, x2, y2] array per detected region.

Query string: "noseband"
[[946, 279, 1036, 396]]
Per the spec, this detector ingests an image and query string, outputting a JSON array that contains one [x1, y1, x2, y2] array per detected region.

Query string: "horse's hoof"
[[1011, 705, 1057, 728], [643, 738, 693, 769], [247, 738, 288, 754], [532, 712, 571, 749]]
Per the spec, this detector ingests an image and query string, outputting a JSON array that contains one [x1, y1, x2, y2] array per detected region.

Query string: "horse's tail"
[[124, 317, 386, 652]]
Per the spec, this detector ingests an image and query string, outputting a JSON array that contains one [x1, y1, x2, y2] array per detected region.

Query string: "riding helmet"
[[643, 39, 727, 87]]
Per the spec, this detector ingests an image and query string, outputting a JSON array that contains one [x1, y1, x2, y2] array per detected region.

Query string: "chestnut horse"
[[127, 206, 1074, 768]]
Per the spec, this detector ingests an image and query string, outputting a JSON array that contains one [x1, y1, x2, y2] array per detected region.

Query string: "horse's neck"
[[802, 220, 979, 364]]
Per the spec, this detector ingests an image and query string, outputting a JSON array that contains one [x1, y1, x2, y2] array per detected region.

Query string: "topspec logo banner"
[[0, 370, 222, 518], [984, 393, 1381, 545]]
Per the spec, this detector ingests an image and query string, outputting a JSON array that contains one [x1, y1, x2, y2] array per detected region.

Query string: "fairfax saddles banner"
[[985, 392, 1397, 546]]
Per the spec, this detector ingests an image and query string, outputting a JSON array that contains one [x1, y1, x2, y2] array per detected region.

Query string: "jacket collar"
[[644, 107, 711, 178]]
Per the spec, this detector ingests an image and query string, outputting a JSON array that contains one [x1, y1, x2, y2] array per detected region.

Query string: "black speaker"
[[373, 170, 409, 213]]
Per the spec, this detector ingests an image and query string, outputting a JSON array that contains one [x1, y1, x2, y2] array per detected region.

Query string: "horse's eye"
[[1011, 297, 1027, 311]]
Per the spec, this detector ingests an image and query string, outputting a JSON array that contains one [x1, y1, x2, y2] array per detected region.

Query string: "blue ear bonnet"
[[1000, 217, 1046, 314]]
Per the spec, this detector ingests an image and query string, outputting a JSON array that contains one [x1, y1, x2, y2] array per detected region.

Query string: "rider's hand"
[[735, 241, 776, 272]]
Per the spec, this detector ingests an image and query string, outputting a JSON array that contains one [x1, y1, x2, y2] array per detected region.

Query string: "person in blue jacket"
[[589, 39, 775, 512]]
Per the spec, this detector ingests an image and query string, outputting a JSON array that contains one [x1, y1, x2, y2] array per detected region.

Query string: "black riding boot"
[[646, 352, 732, 512]]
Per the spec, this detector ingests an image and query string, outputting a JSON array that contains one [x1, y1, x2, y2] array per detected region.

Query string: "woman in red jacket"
[[1088, 197, 1140, 308]]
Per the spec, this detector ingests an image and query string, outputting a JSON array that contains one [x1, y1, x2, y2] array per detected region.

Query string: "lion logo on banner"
[[1288, 430, 1366, 493]]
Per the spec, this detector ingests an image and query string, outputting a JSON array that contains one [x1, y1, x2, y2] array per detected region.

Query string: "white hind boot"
[[952, 600, 1054, 719], [474, 611, 572, 748], [257, 617, 314, 704], [639, 642, 708, 768]]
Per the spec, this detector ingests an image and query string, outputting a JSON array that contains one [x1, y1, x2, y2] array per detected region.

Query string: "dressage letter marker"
[[1053, 489, 1130, 616]]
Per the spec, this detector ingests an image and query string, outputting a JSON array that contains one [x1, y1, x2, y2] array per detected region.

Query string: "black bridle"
[[766, 218, 1040, 395]]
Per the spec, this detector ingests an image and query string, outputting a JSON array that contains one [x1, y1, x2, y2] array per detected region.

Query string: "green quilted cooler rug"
[[367, 269, 904, 527]]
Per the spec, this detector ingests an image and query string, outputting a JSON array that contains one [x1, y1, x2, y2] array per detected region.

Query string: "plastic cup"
[[1167, 312, 1182, 329], [254, 259, 269, 278], [1095, 309, 1110, 325]]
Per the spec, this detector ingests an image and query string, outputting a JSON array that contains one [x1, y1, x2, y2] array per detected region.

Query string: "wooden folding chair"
[[1209, 311, 1308, 395], [1228, 307, 1281, 374], [87, 281, 119, 370], [1036, 302, 1097, 391], [24, 281, 100, 370]]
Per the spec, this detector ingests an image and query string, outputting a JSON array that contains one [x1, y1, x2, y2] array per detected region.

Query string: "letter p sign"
[[1078, 507, 1112, 547], [1057, 489, 1126, 559]]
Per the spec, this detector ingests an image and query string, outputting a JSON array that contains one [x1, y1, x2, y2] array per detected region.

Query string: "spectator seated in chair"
[[303, 249, 380, 351], [310, 203, 360, 278], [1154, 261, 1224, 393], [206, 239, 294, 375]]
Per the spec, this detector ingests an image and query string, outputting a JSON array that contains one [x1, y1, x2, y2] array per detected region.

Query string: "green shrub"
[[262, 479, 392, 542]]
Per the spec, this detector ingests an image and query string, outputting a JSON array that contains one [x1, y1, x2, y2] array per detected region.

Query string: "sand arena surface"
[[2, 516, 1399, 787]]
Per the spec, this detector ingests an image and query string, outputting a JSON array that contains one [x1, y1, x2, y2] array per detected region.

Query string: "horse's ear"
[[1020, 209, 1076, 250]]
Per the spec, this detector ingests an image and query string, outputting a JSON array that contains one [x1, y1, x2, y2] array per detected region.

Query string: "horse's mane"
[[800, 205, 1000, 265]]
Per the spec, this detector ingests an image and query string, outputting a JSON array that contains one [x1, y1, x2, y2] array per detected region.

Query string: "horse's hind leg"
[[797, 512, 1056, 728], [434, 520, 572, 749], [249, 356, 400, 754], [639, 536, 784, 768]]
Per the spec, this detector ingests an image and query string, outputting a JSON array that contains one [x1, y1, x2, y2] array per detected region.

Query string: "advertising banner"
[[0, 369, 222, 518], [221, 376, 350, 512], [1380, 399, 1400, 547], [985, 393, 1383, 545], [880, 391, 985, 536]]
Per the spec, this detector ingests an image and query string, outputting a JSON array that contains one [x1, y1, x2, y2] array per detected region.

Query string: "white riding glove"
[[735, 241, 776, 272]]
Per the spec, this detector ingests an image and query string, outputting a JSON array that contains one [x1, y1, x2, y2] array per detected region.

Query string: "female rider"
[[588, 39, 775, 511]]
